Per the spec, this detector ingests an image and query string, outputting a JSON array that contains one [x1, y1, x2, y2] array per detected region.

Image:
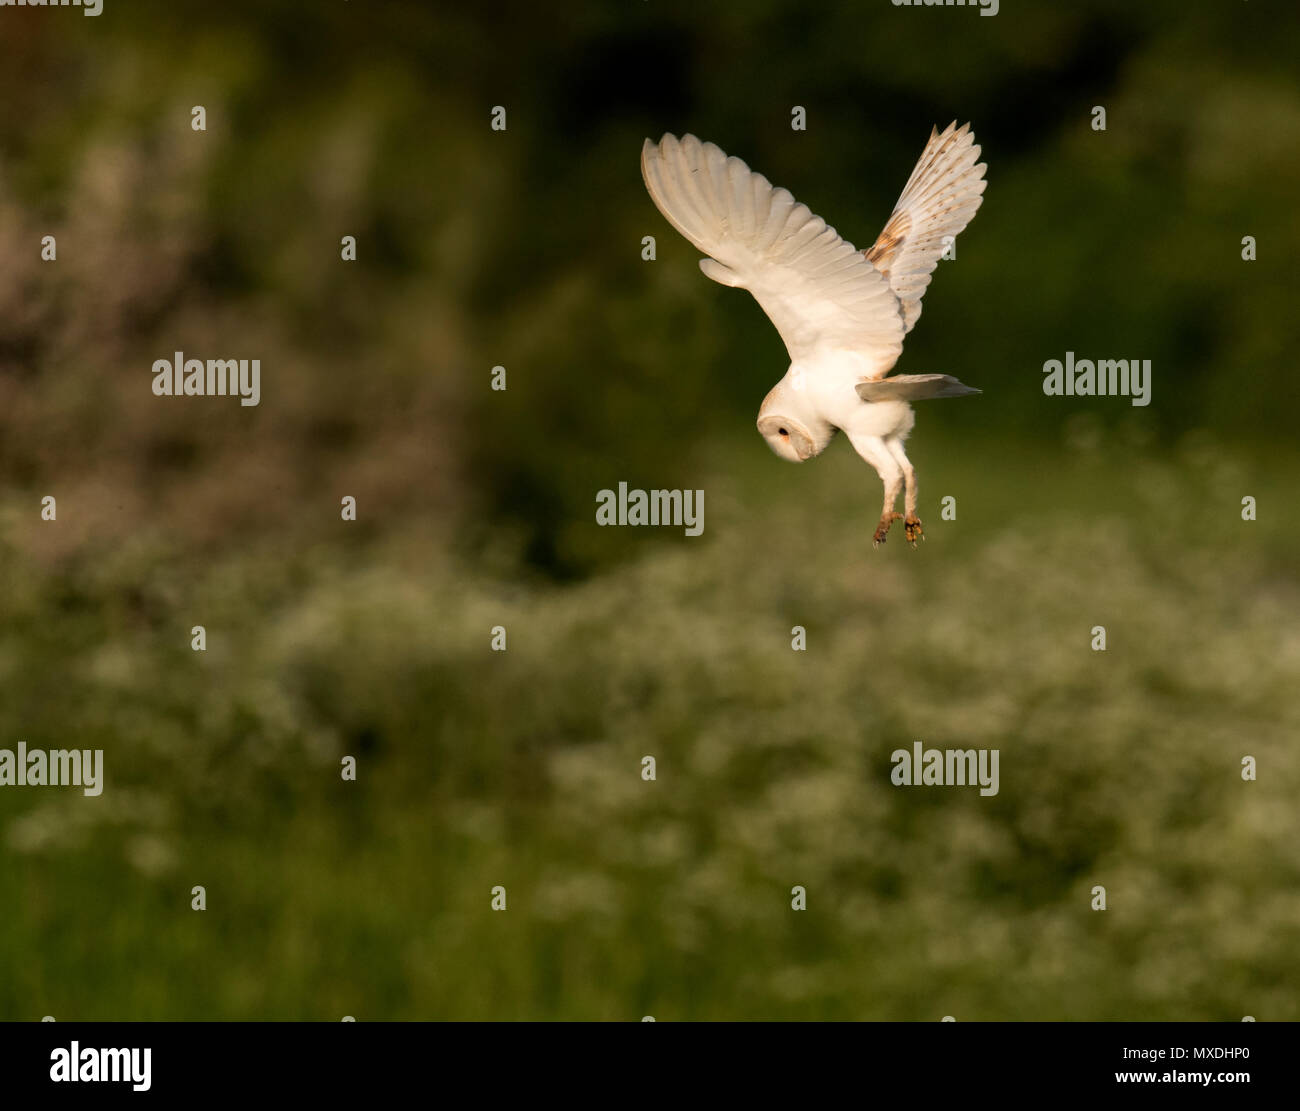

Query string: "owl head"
[[756, 375, 834, 463]]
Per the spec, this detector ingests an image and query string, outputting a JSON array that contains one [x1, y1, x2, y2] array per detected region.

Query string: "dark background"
[[1, 0, 1297, 1019]]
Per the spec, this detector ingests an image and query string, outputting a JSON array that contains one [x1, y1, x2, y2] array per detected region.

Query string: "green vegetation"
[[1, 1, 1297, 1019]]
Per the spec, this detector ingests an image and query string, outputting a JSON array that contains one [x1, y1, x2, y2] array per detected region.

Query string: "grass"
[[2, 427, 1297, 1020]]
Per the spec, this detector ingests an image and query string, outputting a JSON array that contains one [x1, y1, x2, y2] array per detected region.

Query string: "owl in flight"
[[641, 123, 986, 547]]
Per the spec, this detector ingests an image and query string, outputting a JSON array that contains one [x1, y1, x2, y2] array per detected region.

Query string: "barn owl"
[[641, 123, 986, 547]]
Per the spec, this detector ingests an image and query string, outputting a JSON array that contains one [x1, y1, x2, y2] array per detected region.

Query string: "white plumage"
[[641, 123, 987, 547]]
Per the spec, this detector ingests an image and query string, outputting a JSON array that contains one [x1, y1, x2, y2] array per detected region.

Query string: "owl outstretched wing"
[[864, 122, 987, 335], [641, 133, 905, 371]]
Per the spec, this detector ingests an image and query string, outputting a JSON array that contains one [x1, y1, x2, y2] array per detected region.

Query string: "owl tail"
[[856, 374, 981, 402]]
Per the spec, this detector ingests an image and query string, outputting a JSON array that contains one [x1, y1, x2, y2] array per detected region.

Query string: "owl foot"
[[873, 512, 903, 548], [904, 516, 924, 547]]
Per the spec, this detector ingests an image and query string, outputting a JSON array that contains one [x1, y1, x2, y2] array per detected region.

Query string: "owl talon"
[[904, 516, 924, 547], [873, 512, 903, 548]]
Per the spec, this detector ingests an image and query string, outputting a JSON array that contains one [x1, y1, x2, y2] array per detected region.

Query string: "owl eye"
[[778, 428, 788, 437]]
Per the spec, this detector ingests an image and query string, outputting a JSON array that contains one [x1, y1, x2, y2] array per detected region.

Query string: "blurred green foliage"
[[1, 1, 1298, 1019]]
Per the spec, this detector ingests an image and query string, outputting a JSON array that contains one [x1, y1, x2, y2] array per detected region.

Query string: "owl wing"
[[864, 122, 987, 335], [642, 133, 905, 371]]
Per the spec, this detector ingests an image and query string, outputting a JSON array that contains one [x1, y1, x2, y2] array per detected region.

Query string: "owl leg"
[[885, 436, 923, 547], [850, 434, 904, 547]]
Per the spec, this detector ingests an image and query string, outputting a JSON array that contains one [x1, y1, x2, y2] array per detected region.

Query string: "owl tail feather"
[[856, 374, 981, 402]]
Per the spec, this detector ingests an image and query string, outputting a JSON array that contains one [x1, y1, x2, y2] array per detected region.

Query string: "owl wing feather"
[[641, 133, 905, 371], [864, 121, 987, 335]]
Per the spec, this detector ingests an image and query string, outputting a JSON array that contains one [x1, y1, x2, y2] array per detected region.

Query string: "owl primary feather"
[[641, 123, 987, 547]]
